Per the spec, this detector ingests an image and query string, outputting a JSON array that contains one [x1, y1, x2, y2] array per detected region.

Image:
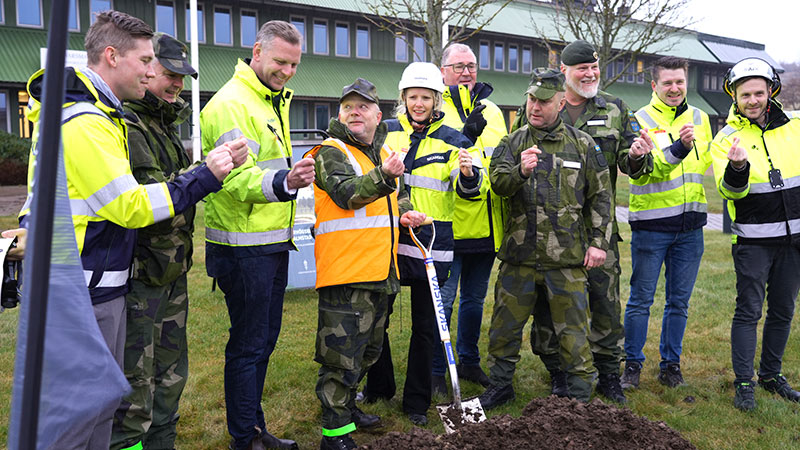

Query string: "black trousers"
[[402, 280, 437, 415], [363, 294, 397, 401]]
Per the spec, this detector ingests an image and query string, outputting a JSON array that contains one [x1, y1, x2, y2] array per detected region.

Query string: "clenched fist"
[[520, 145, 542, 177], [381, 151, 405, 177], [206, 147, 234, 181], [287, 156, 316, 190]]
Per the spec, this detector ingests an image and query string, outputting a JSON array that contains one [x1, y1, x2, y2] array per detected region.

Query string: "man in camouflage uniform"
[[310, 78, 425, 450], [111, 34, 246, 450], [523, 40, 643, 404], [480, 69, 612, 408]]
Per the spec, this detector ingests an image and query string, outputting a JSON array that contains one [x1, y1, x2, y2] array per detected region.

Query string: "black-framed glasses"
[[443, 63, 478, 73]]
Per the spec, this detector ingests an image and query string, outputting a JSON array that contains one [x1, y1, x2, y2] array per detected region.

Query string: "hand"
[[1, 228, 27, 261], [583, 246, 606, 269], [458, 148, 474, 177], [679, 123, 695, 150], [287, 156, 316, 190], [205, 147, 234, 182], [520, 145, 542, 177], [224, 137, 250, 168], [400, 211, 426, 228], [463, 104, 487, 143], [629, 129, 654, 158], [381, 151, 405, 178], [728, 137, 748, 169]]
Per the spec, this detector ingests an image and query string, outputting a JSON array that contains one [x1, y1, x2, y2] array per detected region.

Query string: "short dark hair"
[[255, 20, 302, 49], [651, 56, 689, 83], [85, 11, 153, 65]]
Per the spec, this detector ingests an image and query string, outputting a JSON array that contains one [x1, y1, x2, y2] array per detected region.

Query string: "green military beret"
[[526, 68, 565, 100], [561, 40, 599, 66]]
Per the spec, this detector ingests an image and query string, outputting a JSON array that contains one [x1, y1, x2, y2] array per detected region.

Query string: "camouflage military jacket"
[[489, 119, 612, 270], [124, 91, 195, 286], [313, 118, 413, 294]]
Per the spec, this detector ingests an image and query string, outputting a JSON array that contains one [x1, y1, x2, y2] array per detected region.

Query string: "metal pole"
[[189, 0, 201, 162], [17, 0, 69, 447]]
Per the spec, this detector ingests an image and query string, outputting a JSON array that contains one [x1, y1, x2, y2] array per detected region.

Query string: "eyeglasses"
[[443, 63, 478, 74]]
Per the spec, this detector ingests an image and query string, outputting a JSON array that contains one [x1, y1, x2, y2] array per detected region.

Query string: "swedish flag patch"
[[629, 110, 641, 133], [594, 144, 608, 168]]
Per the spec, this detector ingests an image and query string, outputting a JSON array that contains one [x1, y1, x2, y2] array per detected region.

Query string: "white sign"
[[40, 48, 88, 69]]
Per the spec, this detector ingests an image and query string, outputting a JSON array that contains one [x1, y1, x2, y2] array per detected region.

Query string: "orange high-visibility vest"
[[312, 137, 401, 289]]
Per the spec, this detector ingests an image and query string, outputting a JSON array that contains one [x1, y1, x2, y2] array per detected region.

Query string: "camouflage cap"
[[152, 33, 197, 79], [561, 40, 599, 66], [340, 77, 379, 103], [526, 68, 565, 100]]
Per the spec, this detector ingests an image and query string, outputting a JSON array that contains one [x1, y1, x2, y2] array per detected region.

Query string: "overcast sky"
[[685, 0, 800, 64]]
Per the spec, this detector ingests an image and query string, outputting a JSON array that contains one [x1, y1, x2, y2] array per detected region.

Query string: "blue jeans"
[[624, 229, 703, 369], [432, 252, 494, 376], [207, 247, 289, 450]]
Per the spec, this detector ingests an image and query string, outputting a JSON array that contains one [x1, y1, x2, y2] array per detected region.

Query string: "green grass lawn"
[[2, 177, 799, 449]]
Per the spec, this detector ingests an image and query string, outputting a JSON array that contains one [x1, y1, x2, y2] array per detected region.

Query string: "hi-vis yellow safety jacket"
[[385, 112, 482, 282], [21, 68, 221, 304], [200, 59, 296, 249], [711, 101, 800, 245], [309, 138, 400, 289], [630, 92, 713, 232], [441, 83, 506, 253]]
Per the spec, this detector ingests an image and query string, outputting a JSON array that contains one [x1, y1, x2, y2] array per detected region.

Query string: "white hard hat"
[[398, 62, 445, 93], [724, 57, 780, 98]]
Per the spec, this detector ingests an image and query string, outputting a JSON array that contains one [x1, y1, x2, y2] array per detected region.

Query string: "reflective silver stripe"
[[636, 110, 657, 129], [484, 147, 495, 157], [732, 220, 798, 239], [215, 128, 260, 154], [787, 111, 800, 120], [70, 198, 99, 217], [83, 268, 130, 288], [663, 147, 683, 165], [749, 175, 800, 194], [692, 108, 702, 126], [328, 138, 364, 176], [261, 169, 280, 202], [397, 243, 454, 262], [206, 226, 292, 245], [628, 202, 707, 221], [85, 174, 139, 213], [144, 183, 171, 223], [62, 102, 112, 125], [316, 215, 398, 236], [720, 125, 737, 136], [404, 173, 452, 192], [452, 168, 482, 195], [256, 159, 289, 170], [630, 173, 704, 195], [721, 179, 748, 194]]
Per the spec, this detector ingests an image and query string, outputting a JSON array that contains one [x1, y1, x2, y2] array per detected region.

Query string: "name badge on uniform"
[[563, 160, 582, 169], [653, 129, 671, 150], [587, 119, 605, 126]]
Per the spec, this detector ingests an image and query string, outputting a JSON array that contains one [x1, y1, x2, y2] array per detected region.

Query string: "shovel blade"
[[435, 396, 487, 434]]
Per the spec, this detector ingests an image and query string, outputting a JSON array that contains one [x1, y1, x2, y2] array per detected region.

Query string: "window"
[[636, 60, 645, 84], [479, 41, 489, 70], [335, 22, 349, 57], [0, 91, 8, 132], [710, 74, 718, 91], [616, 60, 624, 81], [356, 25, 369, 59], [241, 9, 257, 47], [0, 0, 4, 24], [315, 104, 330, 130], [291, 17, 306, 52], [214, 6, 232, 45], [17, 0, 42, 27], [90, 0, 112, 24], [522, 46, 532, 73], [68, 0, 79, 31], [313, 19, 328, 54], [548, 49, 558, 68], [185, 3, 205, 43], [508, 44, 518, 72], [156, 0, 175, 36], [626, 63, 635, 83], [394, 34, 407, 62], [494, 43, 504, 71], [413, 36, 426, 62]]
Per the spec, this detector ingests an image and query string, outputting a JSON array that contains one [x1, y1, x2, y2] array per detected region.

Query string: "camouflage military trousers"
[[533, 235, 623, 375], [315, 285, 388, 435], [111, 275, 189, 450], [487, 263, 596, 401]]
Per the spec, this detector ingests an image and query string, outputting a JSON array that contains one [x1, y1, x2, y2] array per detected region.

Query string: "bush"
[[0, 130, 30, 185]]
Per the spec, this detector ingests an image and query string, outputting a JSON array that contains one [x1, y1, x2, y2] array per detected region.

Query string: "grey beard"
[[566, 77, 598, 99]]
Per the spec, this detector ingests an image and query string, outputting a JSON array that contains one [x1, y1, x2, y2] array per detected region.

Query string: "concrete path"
[[615, 206, 724, 231]]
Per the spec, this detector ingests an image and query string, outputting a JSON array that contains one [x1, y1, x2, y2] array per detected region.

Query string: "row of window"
[[606, 59, 647, 84], [478, 41, 534, 73], [703, 71, 726, 93], [10, 0, 111, 30]]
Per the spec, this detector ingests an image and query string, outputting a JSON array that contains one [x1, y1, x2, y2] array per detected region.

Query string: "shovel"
[[408, 218, 487, 433]]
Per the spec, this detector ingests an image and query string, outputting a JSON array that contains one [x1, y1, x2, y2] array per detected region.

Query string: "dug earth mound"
[[361, 396, 696, 450]]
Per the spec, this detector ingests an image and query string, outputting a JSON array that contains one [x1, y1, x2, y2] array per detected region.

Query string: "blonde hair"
[[393, 88, 443, 119]]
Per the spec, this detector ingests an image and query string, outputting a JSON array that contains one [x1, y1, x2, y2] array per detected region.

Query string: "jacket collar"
[[727, 98, 789, 131], [328, 118, 388, 152], [126, 91, 190, 125], [234, 58, 294, 105], [527, 117, 565, 142], [648, 91, 689, 122]]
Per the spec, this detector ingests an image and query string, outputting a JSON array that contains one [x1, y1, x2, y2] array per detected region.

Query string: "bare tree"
[[532, 0, 697, 89], [778, 62, 800, 111], [363, 0, 512, 65]]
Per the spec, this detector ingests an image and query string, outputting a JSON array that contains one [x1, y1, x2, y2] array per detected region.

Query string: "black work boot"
[[658, 363, 686, 388], [620, 361, 641, 390], [260, 429, 298, 449], [478, 383, 515, 410], [759, 374, 800, 403], [550, 370, 569, 398], [457, 363, 491, 387], [734, 382, 757, 412], [349, 405, 381, 429], [596, 372, 627, 404], [319, 433, 357, 450]]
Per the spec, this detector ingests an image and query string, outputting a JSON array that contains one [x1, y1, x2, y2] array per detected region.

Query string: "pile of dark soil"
[[361, 396, 696, 450]]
